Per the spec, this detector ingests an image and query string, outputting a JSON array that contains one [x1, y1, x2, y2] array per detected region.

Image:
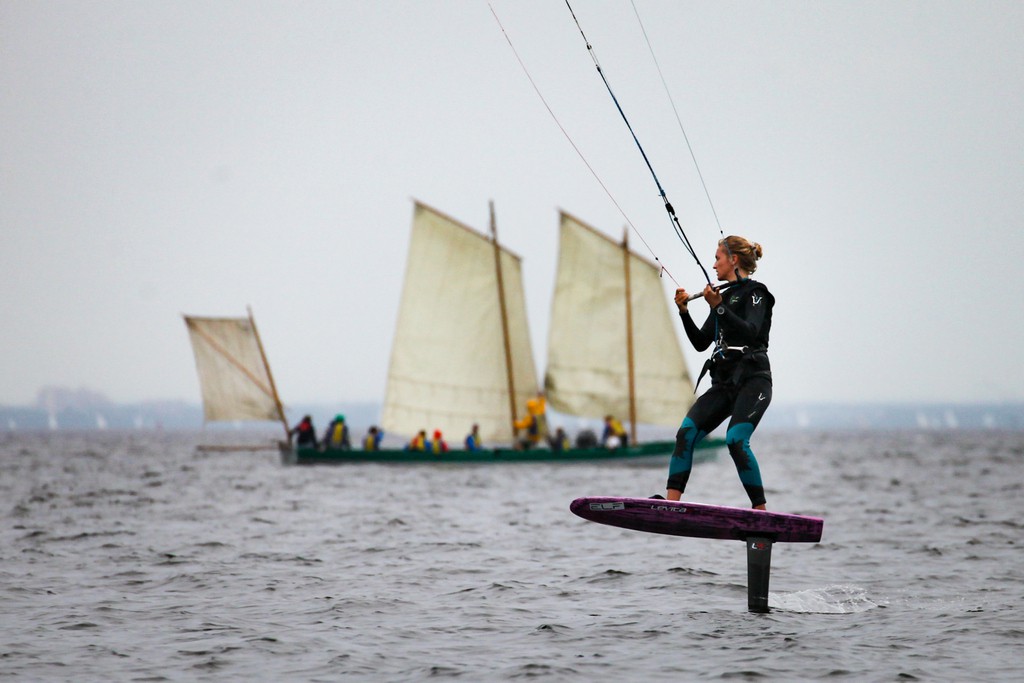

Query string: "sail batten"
[[184, 314, 285, 426], [544, 211, 695, 427], [381, 201, 539, 444]]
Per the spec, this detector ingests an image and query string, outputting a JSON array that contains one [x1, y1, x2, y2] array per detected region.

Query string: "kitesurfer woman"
[[661, 236, 774, 509]]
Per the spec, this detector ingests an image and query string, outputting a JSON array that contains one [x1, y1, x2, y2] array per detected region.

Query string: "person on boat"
[[465, 424, 483, 452], [407, 429, 430, 451], [431, 429, 448, 454], [574, 429, 598, 449], [549, 427, 571, 452], [602, 415, 629, 448], [289, 415, 318, 448], [661, 236, 774, 510], [514, 392, 549, 449], [322, 414, 351, 450], [363, 426, 383, 451]]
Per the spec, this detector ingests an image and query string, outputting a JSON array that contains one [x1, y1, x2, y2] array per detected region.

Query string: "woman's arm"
[[675, 288, 714, 351], [680, 309, 714, 351]]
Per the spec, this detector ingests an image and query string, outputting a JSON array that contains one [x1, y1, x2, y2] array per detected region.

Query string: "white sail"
[[184, 313, 285, 425], [544, 211, 695, 427], [382, 201, 540, 444]]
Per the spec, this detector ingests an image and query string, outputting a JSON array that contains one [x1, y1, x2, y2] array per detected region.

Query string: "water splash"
[[771, 584, 880, 614]]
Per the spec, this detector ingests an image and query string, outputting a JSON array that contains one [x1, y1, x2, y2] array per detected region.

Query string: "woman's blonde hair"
[[720, 235, 763, 273]]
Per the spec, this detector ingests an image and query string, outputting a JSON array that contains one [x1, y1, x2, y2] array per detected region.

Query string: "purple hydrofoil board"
[[570, 497, 823, 543]]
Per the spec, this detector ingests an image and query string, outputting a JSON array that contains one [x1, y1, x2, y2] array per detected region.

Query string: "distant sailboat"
[[44, 391, 58, 430], [288, 201, 721, 465], [183, 307, 288, 450], [544, 211, 697, 441], [173, 204, 711, 464], [381, 200, 540, 445]]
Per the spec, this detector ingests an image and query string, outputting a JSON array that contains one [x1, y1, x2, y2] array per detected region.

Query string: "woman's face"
[[713, 245, 737, 281]]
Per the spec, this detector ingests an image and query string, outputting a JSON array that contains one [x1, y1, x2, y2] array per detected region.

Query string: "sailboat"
[[183, 307, 289, 451], [544, 210, 705, 442], [289, 200, 722, 464], [380, 200, 539, 445]]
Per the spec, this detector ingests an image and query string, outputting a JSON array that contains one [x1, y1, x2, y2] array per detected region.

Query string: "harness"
[[695, 337, 769, 392]]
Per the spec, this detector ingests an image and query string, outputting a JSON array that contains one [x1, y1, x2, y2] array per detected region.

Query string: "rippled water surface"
[[2, 430, 1021, 681]]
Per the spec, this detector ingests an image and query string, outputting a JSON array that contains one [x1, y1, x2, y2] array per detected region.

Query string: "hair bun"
[[752, 242, 763, 259]]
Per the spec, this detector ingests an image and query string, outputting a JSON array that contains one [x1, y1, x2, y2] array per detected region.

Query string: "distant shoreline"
[[2, 401, 1021, 433]]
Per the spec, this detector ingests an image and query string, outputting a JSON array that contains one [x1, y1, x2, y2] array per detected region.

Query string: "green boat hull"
[[282, 438, 724, 465]]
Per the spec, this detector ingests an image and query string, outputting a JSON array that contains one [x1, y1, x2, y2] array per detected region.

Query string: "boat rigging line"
[[488, 3, 680, 288], [563, 0, 712, 286]]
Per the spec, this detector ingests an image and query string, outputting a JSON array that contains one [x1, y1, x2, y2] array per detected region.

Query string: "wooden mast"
[[490, 201, 519, 439], [622, 228, 638, 444], [248, 305, 290, 441]]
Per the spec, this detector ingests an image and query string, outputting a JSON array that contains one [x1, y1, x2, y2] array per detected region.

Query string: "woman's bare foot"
[[753, 503, 766, 511]]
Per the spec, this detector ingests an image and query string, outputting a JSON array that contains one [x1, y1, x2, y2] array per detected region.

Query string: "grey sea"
[[2, 429, 1021, 681]]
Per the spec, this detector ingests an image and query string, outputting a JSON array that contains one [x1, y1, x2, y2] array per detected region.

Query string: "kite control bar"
[[683, 279, 745, 302]]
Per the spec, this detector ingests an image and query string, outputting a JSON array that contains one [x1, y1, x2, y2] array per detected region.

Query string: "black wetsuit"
[[667, 279, 774, 507]]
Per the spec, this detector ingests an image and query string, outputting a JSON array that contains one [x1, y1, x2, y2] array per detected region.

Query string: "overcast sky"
[[2, 1, 1022, 408]]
